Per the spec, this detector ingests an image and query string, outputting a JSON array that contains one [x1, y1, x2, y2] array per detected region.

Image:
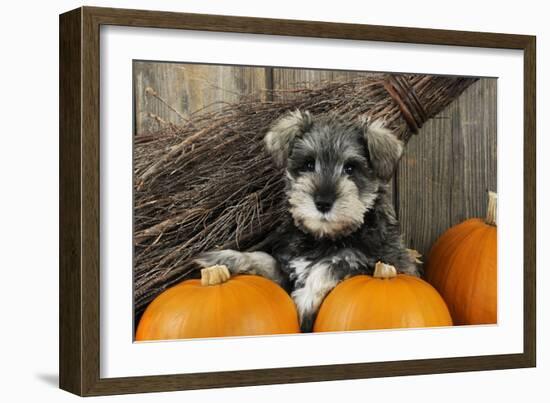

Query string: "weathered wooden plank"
[[273, 68, 335, 95], [272, 67, 371, 100], [133, 62, 268, 134], [450, 78, 498, 223], [397, 107, 454, 255], [396, 78, 497, 257]]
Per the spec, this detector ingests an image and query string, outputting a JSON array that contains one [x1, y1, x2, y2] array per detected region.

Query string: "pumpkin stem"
[[373, 261, 397, 279], [485, 191, 497, 226], [201, 265, 231, 286]]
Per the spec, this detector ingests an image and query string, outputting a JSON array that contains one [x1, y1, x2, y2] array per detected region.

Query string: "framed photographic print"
[[59, 6, 536, 396]]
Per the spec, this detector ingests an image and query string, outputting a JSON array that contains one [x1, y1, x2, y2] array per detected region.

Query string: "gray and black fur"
[[196, 110, 419, 332]]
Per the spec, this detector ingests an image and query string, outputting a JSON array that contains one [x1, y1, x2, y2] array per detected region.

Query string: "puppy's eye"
[[343, 163, 355, 175], [302, 159, 316, 172]]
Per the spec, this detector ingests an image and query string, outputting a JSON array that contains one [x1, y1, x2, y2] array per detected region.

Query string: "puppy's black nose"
[[314, 195, 334, 213]]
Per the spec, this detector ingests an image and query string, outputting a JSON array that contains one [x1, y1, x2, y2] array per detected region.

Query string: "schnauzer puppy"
[[196, 110, 419, 332]]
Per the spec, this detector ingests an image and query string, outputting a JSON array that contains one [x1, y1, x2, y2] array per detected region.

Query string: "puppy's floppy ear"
[[362, 120, 404, 181], [264, 110, 312, 167]]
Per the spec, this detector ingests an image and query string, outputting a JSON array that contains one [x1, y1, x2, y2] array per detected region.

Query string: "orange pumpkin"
[[136, 265, 300, 341], [425, 192, 497, 325], [314, 262, 452, 332]]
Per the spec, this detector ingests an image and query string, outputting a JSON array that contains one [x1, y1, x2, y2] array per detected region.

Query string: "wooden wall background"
[[133, 61, 497, 257]]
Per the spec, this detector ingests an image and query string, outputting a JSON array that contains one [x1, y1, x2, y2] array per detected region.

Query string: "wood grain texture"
[[450, 79, 497, 223], [134, 62, 268, 134], [81, 6, 102, 396], [397, 79, 497, 257], [59, 8, 82, 395], [523, 38, 536, 366], [133, 64, 370, 134], [84, 353, 531, 396], [59, 6, 536, 396], [83, 6, 533, 49], [272, 68, 370, 99], [397, 105, 453, 254]]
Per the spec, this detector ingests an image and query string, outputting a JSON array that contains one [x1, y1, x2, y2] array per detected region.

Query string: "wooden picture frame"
[[59, 6, 536, 396]]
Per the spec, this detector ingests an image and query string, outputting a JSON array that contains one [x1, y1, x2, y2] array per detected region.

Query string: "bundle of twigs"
[[134, 73, 477, 318]]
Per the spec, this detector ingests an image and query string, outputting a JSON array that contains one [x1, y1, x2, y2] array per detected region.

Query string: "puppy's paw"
[[300, 314, 316, 333], [292, 287, 321, 333], [398, 261, 422, 277], [194, 249, 245, 274]]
